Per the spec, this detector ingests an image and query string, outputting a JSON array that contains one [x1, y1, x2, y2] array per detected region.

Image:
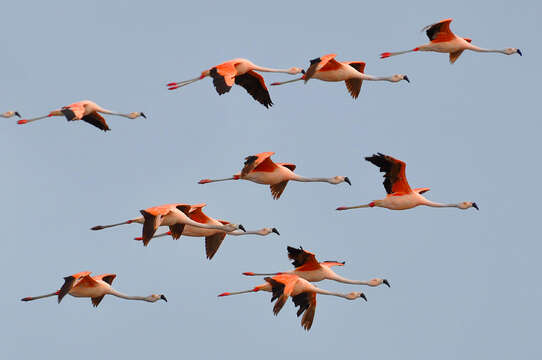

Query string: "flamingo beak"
[[301, 69, 306, 74], [140, 112, 147, 119], [360, 293, 367, 301], [403, 75, 410, 83], [383, 279, 391, 287], [15, 112, 21, 118], [272, 228, 280, 235], [239, 224, 246, 232], [517, 49, 522, 56], [472, 202, 479, 210], [344, 177, 351, 185], [160, 295, 167, 302]]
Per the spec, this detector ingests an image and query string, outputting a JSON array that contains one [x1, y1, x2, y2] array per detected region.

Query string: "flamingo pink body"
[[380, 18, 521, 63], [218, 274, 366, 330], [20, 271, 166, 306], [198, 151, 350, 199], [336, 153, 478, 211], [167, 58, 303, 108]]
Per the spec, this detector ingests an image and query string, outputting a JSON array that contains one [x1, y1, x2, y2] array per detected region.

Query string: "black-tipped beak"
[[517, 49, 522, 56], [301, 69, 306, 74], [472, 202, 479, 210], [160, 295, 167, 302], [272, 228, 280, 235], [140, 112, 147, 119], [344, 177, 351, 185], [403, 75, 410, 83], [360, 293, 367, 301], [383, 279, 391, 288], [15, 112, 21, 118], [239, 224, 246, 232]]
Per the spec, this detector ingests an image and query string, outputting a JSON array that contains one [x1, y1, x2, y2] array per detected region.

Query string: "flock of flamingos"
[[11, 19, 520, 330]]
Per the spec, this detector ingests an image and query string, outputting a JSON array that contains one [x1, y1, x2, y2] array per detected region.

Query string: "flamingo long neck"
[[108, 289, 149, 302], [291, 174, 333, 183], [227, 229, 266, 236], [97, 108, 133, 118], [465, 44, 506, 54], [250, 65, 295, 74], [359, 73, 395, 82], [327, 273, 369, 285], [314, 288, 350, 299], [421, 199, 458, 208], [183, 217, 231, 232]]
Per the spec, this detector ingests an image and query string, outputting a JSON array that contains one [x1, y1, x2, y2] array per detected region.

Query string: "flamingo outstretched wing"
[[423, 18, 456, 43], [365, 153, 412, 194], [241, 152, 276, 176], [234, 71, 273, 108], [304, 54, 338, 82]]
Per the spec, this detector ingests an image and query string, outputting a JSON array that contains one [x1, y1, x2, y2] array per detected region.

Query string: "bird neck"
[[360, 74, 394, 82], [184, 217, 229, 232], [250, 65, 293, 74], [227, 229, 262, 236], [108, 289, 149, 302], [291, 174, 332, 183], [314, 288, 350, 299], [465, 44, 505, 54], [327, 273, 368, 285], [422, 199, 458, 208]]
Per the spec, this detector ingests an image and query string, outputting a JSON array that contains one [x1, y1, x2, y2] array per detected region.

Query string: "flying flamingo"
[[132, 203, 278, 259], [166, 58, 303, 108], [270, 54, 409, 99], [17, 100, 146, 131], [198, 152, 351, 199], [1, 111, 21, 118], [218, 274, 366, 330], [380, 18, 522, 63], [336, 153, 479, 211], [21, 271, 167, 306], [243, 246, 390, 287], [91, 203, 245, 246]]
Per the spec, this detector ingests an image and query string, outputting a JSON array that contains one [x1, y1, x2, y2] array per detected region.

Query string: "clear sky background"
[[2, 0, 540, 359]]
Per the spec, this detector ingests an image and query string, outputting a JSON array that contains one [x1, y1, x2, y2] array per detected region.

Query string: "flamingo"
[[132, 203, 278, 259], [337, 153, 479, 211], [218, 274, 366, 330], [166, 58, 303, 108], [380, 18, 522, 64], [1, 111, 21, 118], [17, 100, 146, 131], [242, 246, 390, 287], [91, 203, 245, 246], [270, 54, 409, 99], [198, 152, 351, 199], [21, 271, 167, 306]]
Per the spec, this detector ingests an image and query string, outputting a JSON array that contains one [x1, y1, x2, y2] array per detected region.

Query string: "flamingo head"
[[146, 294, 167, 303], [287, 67, 304, 75], [226, 223, 245, 232], [504, 48, 522, 56], [128, 112, 146, 119], [347, 292, 367, 301], [259, 227, 280, 235], [458, 201, 479, 210], [330, 176, 351, 185], [391, 74, 410, 83], [369, 278, 391, 287]]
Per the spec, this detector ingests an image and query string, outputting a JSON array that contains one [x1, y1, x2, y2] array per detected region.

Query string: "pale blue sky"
[[2, 1, 540, 359]]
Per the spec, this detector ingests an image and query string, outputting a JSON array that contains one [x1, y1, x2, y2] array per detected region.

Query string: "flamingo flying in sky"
[[21, 271, 167, 306], [271, 54, 409, 98], [337, 153, 479, 211], [167, 58, 303, 108], [198, 152, 351, 199], [91, 203, 245, 246], [243, 246, 390, 287], [17, 100, 146, 131], [218, 273, 366, 330], [1, 111, 21, 118], [132, 203, 278, 259], [380, 18, 522, 63]]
